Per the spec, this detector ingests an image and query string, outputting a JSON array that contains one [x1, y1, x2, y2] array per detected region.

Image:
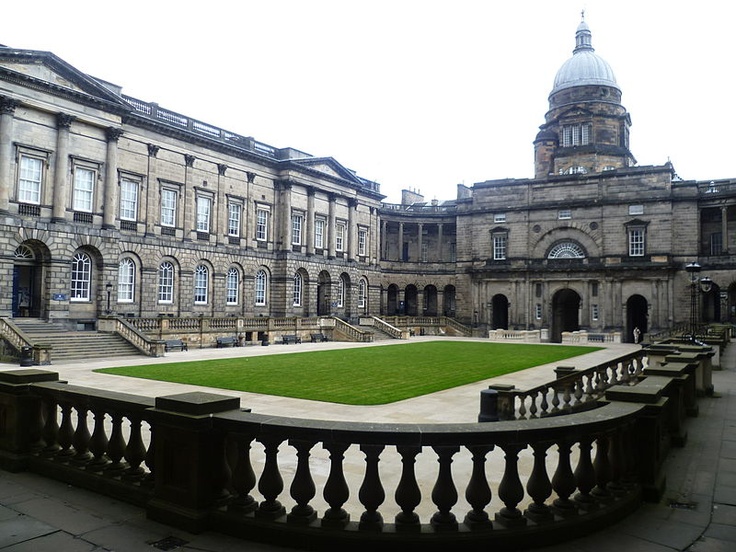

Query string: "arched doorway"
[[443, 285, 456, 317], [424, 285, 438, 316], [405, 285, 418, 316], [12, 242, 47, 318], [491, 294, 509, 330], [316, 271, 331, 316], [626, 294, 648, 343], [702, 283, 720, 324], [340, 273, 351, 318], [387, 284, 399, 315], [552, 288, 580, 342]]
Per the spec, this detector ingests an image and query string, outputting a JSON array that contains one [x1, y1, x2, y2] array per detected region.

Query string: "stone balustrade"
[[0, 345, 704, 551]]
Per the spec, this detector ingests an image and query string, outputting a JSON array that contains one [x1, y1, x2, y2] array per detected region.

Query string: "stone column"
[[328, 193, 336, 258], [381, 220, 387, 260], [103, 127, 123, 228], [279, 181, 292, 251], [0, 98, 19, 214], [417, 223, 424, 262], [722, 206, 729, 253], [145, 144, 159, 235], [306, 188, 315, 255], [216, 164, 228, 240], [348, 199, 357, 261], [52, 113, 75, 222], [437, 223, 444, 261], [398, 222, 404, 261]]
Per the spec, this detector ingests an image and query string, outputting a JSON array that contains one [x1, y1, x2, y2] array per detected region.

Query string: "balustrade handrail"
[[494, 349, 647, 420], [369, 316, 403, 339], [0, 317, 31, 352], [332, 317, 373, 342]]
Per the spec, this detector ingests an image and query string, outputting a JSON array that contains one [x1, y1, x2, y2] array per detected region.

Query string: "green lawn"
[[95, 342, 599, 405]]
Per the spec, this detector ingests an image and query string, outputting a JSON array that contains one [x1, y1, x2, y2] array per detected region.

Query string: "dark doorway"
[[552, 289, 580, 342], [443, 285, 456, 317], [626, 294, 648, 343], [387, 284, 399, 315], [491, 294, 509, 330], [424, 285, 438, 316], [317, 271, 331, 316], [405, 285, 418, 316], [701, 284, 720, 324]]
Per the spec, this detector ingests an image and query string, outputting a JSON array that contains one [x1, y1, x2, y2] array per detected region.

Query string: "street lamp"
[[685, 263, 712, 342], [105, 282, 112, 315]]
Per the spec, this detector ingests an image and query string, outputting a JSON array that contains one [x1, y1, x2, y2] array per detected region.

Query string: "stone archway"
[[552, 288, 580, 342], [424, 285, 438, 316], [626, 294, 648, 343], [405, 284, 418, 316], [387, 284, 399, 315], [317, 271, 331, 316], [12, 242, 47, 318], [491, 294, 509, 330]]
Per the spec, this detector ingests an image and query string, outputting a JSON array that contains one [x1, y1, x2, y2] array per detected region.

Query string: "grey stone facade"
[[1, 18, 734, 343]]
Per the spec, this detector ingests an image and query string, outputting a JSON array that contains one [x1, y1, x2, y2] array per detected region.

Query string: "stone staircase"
[[12, 318, 142, 362]]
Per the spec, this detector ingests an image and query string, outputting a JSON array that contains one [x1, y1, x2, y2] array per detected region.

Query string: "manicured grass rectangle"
[[96, 342, 599, 405]]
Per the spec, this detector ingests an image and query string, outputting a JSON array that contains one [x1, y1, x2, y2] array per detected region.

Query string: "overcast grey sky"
[[3, 1, 733, 202]]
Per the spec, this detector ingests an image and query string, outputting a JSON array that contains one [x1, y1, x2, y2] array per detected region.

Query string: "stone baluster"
[[551, 388, 561, 414], [143, 424, 155, 487], [562, 383, 573, 411], [229, 434, 258, 513], [394, 445, 422, 529], [495, 444, 526, 527], [551, 440, 577, 517], [57, 406, 81, 466], [540, 388, 550, 415], [607, 428, 626, 496], [574, 381, 584, 405], [525, 442, 553, 522], [592, 432, 613, 502], [528, 393, 539, 417], [71, 405, 92, 466], [358, 444, 386, 530], [287, 439, 317, 524], [105, 411, 127, 475], [430, 445, 459, 530], [322, 441, 351, 527], [573, 437, 598, 510], [41, 398, 61, 457], [463, 445, 493, 529], [87, 407, 110, 471], [256, 435, 286, 519], [584, 374, 596, 401], [123, 415, 147, 481]]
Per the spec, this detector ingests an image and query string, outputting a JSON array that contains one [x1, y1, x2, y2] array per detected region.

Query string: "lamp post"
[[685, 263, 712, 342], [105, 282, 112, 315]]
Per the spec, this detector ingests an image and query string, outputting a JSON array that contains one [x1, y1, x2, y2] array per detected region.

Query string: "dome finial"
[[574, 11, 593, 53]]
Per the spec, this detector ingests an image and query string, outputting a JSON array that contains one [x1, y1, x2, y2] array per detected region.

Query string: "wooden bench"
[[216, 336, 238, 348], [310, 333, 328, 343], [281, 334, 301, 345], [165, 339, 188, 352]]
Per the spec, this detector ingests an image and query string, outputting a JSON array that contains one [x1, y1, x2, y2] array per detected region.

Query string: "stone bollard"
[[478, 388, 499, 422]]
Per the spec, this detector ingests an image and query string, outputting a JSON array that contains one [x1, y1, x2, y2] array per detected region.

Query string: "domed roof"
[[551, 18, 619, 95]]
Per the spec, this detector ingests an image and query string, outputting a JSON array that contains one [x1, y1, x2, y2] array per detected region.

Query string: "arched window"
[[293, 272, 303, 307], [358, 279, 367, 310], [255, 269, 267, 306], [226, 268, 239, 305], [118, 258, 135, 303], [158, 262, 174, 303], [548, 242, 585, 259], [338, 275, 346, 307], [70, 252, 91, 301], [194, 265, 208, 304]]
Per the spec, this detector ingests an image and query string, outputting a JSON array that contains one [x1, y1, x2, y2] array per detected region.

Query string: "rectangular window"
[[18, 155, 43, 204], [336, 222, 346, 251], [161, 188, 177, 227], [591, 281, 599, 297], [196, 196, 211, 232], [493, 233, 507, 260], [710, 232, 723, 256], [558, 209, 572, 220], [226, 269, 239, 305], [228, 202, 241, 237], [535, 303, 542, 320], [256, 207, 269, 241], [421, 242, 428, 262], [73, 167, 95, 212], [592, 304, 599, 321], [119, 178, 138, 221], [358, 229, 368, 256], [315, 218, 325, 249], [493, 213, 506, 223], [628, 204, 644, 215], [292, 213, 303, 245], [629, 228, 645, 256]]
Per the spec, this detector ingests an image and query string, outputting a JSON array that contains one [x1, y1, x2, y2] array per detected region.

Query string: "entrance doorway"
[[551, 289, 580, 342], [317, 271, 331, 316], [626, 294, 648, 343], [491, 294, 509, 329], [12, 244, 44, 318]]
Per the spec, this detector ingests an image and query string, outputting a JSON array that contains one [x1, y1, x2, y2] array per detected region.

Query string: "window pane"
[[293, 272, 302, 306], [73, 168, 94, 212], [228, 203, 241, 236], [255, 270, 267, 305], [120, 179, 138, 221], [194, 265, 208, 303], [70, 252, 91, 300], [196, 197, 211, 232], [292, 214, 302, 245], [19, 156, 42, 204], [161, 189, 177, 227], [256, 209, 268, 241], [315, 219, 324, 249], [226, 268, 239, 304], [118, 258, 135, 302], [158, 262, 174, 303]]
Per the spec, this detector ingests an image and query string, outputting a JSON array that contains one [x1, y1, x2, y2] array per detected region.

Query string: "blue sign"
[[52, 293, 68, 301]]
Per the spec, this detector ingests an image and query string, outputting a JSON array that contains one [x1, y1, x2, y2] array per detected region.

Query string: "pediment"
[[292, 157, 361, 183], [0, 48, 126, 105]]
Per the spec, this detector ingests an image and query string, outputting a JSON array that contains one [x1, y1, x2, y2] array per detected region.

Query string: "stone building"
[[0, 17, 733, 343]]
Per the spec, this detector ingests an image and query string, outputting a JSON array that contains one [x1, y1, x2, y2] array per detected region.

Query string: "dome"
[[551, 18, 619, 95]]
